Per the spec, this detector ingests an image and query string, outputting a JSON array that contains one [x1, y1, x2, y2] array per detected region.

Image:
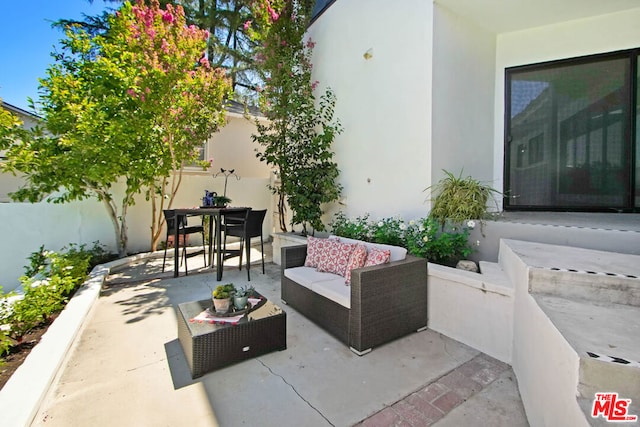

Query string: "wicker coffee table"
[[176, 292, 287, 378]]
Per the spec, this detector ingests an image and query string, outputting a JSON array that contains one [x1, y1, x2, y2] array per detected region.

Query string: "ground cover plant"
[[0, 242, 113, 389], [330, 212, 475, 266]]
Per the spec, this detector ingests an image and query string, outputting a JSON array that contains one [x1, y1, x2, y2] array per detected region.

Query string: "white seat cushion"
[[311, 278, 351, 309], [284, 266, 340, 290]]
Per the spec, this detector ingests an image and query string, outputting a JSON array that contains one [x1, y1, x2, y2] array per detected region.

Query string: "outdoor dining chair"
[[161, 209, 207, 275], [222, 209, 267, 281]]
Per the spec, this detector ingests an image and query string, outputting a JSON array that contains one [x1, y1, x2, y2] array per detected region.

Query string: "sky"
[[0, 0, 114, 112]]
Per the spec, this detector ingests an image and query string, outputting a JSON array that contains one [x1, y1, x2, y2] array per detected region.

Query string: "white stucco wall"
[[431, 5, 497, 188], [501, 240, 587, 427], [0, 115, 272, 292], [307, 0, 433, 222], [427, 262, 514, 363], [493, 7, 640, 207]]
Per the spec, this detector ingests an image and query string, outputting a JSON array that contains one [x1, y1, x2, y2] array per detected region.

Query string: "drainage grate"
[[586, 352, 640, 368]]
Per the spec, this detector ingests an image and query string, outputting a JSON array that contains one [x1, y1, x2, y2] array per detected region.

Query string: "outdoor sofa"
[[281, 236, 428, 355]]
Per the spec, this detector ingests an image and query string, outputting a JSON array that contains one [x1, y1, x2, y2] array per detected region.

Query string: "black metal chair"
[[162, 210, 207, 275], [222, 209, 267, 281]]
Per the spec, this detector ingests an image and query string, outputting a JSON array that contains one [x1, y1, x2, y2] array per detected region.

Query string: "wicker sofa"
[[280, 237, 428, 355]]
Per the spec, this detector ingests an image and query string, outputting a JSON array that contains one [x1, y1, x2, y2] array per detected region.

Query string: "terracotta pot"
[[212, 297, 231, 314]]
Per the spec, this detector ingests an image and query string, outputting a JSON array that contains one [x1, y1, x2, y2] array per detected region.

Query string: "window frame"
[[504, 49, 638, 213]]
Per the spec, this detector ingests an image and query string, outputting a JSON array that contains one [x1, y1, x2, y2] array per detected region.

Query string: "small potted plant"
[[212, 283, 235, 313], [212, 195, 232, 208], [233, 285, 255, 310]]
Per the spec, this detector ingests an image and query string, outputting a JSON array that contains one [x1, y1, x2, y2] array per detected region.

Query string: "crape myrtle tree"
[[0, 0, 232, 256], [249, 0, 342, 235], [61, 0, 262, 104]]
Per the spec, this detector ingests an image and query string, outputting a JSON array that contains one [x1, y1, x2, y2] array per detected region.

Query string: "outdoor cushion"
[[311, 277, 351, 308], [331, 236, 407, 262], [316, 240, 356, 277], [364, 248, 391, 267], [284, 266, 338, 290], [305, 236, 331, 268], [344, 244, 367, 285]]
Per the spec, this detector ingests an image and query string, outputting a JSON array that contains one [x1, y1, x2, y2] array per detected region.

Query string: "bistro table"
[[169, 207, 249, 281]]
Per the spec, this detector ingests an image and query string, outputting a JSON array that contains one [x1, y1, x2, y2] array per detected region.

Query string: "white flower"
[[476, 240, 481, 246], [399, 223, 407, 231], [418, 225, 425, 232], [422, 236, 429, 242], [467, 220, 476, 229], [377, 221, 384, 227], [409, 220, 416, 226]]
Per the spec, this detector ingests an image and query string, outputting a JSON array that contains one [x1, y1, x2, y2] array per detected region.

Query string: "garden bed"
[[0, 314, 57, 390]]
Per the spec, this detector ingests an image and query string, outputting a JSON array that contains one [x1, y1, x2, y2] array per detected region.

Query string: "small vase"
[[213, 297, 231, 314], [233, 295, 249, 310]]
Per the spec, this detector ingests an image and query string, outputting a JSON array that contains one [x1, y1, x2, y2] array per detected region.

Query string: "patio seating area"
[[25, 245, 527, 426]]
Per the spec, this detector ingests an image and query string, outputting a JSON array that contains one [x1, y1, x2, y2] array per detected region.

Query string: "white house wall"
[[432, 5, 496, 189], [307, 0, 433, 222], [494, 7, 640, 207], [0, 115, 271, 292]]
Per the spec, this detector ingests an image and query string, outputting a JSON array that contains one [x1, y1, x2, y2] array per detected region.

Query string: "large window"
[[505, 50, 638, 212]]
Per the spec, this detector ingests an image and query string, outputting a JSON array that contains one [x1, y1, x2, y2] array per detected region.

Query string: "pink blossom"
[[281, 40, 287, 46], [127, 88, 136, 97], [162, 11, 174, 23], [243, 20, 252, 31], [311, 80, 319, 90], [306, 39, 316, 49], [199, 57, 211, 69], [267, 4, 279, 21]]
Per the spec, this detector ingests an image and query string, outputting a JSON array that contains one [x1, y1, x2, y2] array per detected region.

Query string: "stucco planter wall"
[[271, 232, 308, 265], [427, 262, 514, 364]]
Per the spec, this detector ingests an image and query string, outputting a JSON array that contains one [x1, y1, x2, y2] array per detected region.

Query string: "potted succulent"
[[212, 283, 235, 313], [233, 285, 255, 310]]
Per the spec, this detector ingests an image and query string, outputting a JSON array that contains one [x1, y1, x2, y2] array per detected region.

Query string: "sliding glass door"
[[506, 51, 637, 211]]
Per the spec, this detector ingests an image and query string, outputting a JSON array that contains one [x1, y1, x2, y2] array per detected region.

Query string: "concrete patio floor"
[[31, 248, 529, 427]]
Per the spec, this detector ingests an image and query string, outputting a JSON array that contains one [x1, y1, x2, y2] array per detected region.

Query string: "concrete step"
[[529, 267, 640, 307], [469, 212, 640, 264], [534, 294, 640, 424]]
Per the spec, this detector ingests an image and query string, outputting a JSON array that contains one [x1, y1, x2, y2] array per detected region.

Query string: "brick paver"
[[353, 354, 511, 427]]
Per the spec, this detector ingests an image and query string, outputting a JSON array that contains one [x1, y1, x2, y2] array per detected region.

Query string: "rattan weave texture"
[[281, 243, 427, 354], [176, 295, 286, 378]]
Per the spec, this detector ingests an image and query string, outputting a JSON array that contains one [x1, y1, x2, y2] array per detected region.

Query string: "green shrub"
[[330, 212, 475, 265], [0, 242, 111, 359], [329, 212, 371, 241]]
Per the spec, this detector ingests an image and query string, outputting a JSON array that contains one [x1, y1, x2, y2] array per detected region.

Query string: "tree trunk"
[[278, 190, 287, 232], [101, 197, 126, 257]]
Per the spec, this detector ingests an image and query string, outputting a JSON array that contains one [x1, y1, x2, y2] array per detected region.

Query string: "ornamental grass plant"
[[426, 170, 500, 227]]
